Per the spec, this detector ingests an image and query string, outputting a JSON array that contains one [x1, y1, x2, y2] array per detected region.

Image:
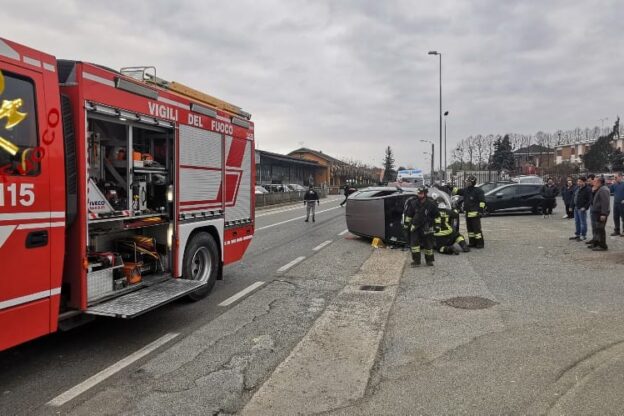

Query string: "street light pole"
[[428, 50, 443, 181], [444, 111, 449, 178]]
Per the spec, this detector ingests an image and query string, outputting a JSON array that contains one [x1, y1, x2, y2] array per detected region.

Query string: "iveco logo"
[[211, 120, 233, 135]]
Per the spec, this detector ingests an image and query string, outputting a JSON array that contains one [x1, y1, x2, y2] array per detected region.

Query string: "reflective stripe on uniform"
[[479, 202, 486, 208], [468, 232, 476, 237], [411, 246, 421, 253], [452, 187, 458, 194], [455, 235, 465, 243], [434, 217, 441, 224], [467, 211, 479, 218], [404, 216, 412, 223], [475, 233, 483, 239], [424, 249, 434, 255]]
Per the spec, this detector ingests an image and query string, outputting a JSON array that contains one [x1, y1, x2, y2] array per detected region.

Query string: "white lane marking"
[[47, 333, 180, 407], [277, 256, 306, 273], [338, 229, 349, 236], [313, 240, 332, 251], [218, 281, 266, 307], [256, 206, 341, 231]]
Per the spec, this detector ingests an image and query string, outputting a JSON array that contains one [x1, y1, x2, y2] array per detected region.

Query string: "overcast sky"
[[4, 1, 623, 168]]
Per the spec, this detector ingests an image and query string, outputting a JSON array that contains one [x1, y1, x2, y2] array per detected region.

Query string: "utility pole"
[[428, 50, 443, 181]]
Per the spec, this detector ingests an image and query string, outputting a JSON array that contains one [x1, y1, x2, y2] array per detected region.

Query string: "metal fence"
[[255, 189, 328, 208], [449, 171, 505, 187]]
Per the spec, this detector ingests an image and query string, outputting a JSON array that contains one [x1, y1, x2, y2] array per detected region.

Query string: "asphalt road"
[[0, 195, 347, 415]]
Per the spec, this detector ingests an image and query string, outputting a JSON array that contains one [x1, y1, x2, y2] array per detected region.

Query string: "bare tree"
[[485, 134, 495, 167], [465, 136, 475, 168], [474, 135, 485, 170], [451, 141, 465, 170]]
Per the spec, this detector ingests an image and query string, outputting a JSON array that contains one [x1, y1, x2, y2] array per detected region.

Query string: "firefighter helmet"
[[465, 175, 477, 186], [416, 186, 428, 194]]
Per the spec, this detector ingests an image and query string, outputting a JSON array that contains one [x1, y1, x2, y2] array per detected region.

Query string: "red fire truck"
[[0, 38, 255, 351]]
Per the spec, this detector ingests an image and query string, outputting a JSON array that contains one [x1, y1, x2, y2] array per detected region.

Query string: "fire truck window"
[[0, 70, 39, 175]]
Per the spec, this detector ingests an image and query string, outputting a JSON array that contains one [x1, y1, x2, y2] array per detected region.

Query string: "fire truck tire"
[[183, 232, 219, 301]]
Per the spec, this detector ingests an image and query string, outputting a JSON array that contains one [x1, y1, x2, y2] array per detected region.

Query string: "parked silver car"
[[345, 186, 453, 244]]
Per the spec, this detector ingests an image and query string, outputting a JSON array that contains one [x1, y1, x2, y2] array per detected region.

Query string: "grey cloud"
[[3, 0, 623, 168]]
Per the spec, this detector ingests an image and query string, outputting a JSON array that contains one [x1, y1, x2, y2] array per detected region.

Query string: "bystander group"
[[566, 173, 620, 251]]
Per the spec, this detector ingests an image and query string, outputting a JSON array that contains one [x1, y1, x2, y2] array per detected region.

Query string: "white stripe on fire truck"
[[16, 221, 65, 230], [0, 211, 65, 221], [157, 96, 190, 110], [0, 287, 61, 311], [22, 55, 41, 68], [43, 62, 56, 72], [82, 71, 115, 87], [0, 225, 16, 248], [0, 39, 20, 61], [224, 235, 253, 245]]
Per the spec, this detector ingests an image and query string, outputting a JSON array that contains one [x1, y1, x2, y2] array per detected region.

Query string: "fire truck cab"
[[0, 38, 255, 351]]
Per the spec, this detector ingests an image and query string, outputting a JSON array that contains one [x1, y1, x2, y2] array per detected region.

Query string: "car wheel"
[[183, 232, 219, 301]]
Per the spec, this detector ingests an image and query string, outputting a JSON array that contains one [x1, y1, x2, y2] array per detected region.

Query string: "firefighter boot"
[[459, 240, 470, 252], [474, 235, 484, 249], [467, 235, 477, 247], [425, 254, 434, 266], [410, 251, 421, 267]]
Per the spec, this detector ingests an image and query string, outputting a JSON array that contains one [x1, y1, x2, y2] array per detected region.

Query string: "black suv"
[[484, 183, 549, 214]]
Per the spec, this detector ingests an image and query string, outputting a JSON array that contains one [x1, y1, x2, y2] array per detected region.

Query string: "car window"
[[517, 185, 539, 194], [479, 183, 498, 193], [0, 70, 40, 175], [351, 190, 398, 199], [495, 186, 517, 196]]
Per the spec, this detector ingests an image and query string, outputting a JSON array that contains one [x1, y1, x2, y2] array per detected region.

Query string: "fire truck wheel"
[[183, 232, 219, 301]]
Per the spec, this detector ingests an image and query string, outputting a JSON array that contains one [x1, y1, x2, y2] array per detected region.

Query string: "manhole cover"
[[359, 285, 386, 292], [442, 296, 497, 310]]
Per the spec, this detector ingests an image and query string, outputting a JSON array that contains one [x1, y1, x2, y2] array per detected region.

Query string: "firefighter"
[[403, 186, 439, 266], [434, 207, 470, 254], [453, 175, 486, 248]]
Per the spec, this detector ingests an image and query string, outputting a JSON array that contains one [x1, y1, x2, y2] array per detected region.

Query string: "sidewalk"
[[242, 207, 624, 415]]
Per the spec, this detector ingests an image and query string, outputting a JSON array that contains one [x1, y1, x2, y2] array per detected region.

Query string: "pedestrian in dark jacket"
[[340, 185, 349, 207], [561, 177, 577, 219], [585, 174, 598, 246], [540, 178, 559, 217], [589, 177, 610, 250], [303, 186, 320, 222], [609, 172, 624, 236], [570, 176, 592, 241]]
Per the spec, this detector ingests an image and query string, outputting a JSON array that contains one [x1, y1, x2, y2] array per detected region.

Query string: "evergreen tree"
[[583, 133, 613, 172], [489, 135, 515, 172], [382, 146, 396, 182]]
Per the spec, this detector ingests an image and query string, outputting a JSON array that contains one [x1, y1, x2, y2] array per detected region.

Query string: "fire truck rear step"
[[85, 279, 206, 318]]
